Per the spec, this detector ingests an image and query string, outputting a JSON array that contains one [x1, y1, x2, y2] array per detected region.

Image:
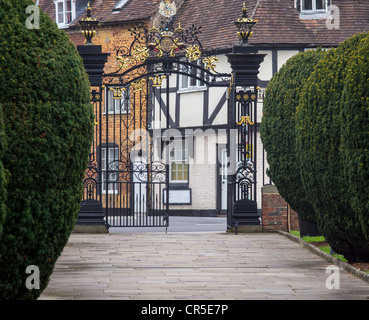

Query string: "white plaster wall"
[[277, 50, 300, 70], [179, 91, 204, 127], [258, 50, 273, 81], [208, 86, 228, 126]]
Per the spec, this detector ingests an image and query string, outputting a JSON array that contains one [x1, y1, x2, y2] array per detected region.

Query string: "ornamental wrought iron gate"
[[78, 11, 230, 229], [77, 2, 264, 232]]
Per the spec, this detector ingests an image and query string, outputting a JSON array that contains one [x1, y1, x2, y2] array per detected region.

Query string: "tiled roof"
[[171, 0, 369, 50], [38, 0, 56, 20], [71, 0, 162, 25], [252, 0, 369, 47], [37, 0, 162, 26], [37, 0, 369, 49]]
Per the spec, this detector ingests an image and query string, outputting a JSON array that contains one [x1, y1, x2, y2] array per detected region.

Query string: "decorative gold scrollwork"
[[149, 75, 167, 88], [109, 87, 126, 99], [237, 116, 254, 126], [116, 56, 131, 69], [132, 79, 146, 92], [132, 44, 150, 62], [175, 23, 184, 34], [227, 74, 234, 100], [185, 45, 202, 61], [170, 39, 184, 57], [202, 56, 218, 73]]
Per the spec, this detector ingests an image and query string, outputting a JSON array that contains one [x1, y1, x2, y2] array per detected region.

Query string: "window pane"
[[65, 12, 72, 24], [302, 0, 312, 10], [316, 0, 326, 10], [181, 74, 188, 89], [57, 2, 64, 24], [171, 169, 177, 181], [189, 75, 197, 87], [66, 0, 71, 11], [170, 140, 189, 182], [199, 63, 205, 86], [123, 87, 130, 112], [101, 148, 106, 169], [183, 164, 189, 180]]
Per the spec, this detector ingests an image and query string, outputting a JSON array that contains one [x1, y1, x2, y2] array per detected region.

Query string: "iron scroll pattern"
[[81, 88, 103, 202], [235, 89, 258, 203], [102, 21, 231, 87]]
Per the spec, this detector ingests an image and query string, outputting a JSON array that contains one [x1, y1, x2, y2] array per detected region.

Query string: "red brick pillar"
[[261, 185, 299, 232]]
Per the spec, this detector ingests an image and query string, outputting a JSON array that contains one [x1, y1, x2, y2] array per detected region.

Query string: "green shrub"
[[342, 35, 369, 244], [296, 32, 369, 262], [0, 0, 94, 299], [0, 104, 7, 237], [261, 48, 326, 224]]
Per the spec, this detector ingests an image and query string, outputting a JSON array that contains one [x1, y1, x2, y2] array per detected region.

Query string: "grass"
[[290, 230, 347, 262], [290, 230, 369, 274]]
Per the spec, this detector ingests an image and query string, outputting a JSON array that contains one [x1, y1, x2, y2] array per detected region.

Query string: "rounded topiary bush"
[[296, 32, 369, 262], [261, 48, 326, 228], [0, 0, 94, 299], [342, 35, 369, 244]]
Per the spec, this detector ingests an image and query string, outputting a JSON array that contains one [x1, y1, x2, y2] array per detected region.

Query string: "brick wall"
[[261, 185, 299, 232]]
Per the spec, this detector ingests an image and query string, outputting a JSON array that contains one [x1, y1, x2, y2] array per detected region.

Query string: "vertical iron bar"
[[165, 70, 170, 231]]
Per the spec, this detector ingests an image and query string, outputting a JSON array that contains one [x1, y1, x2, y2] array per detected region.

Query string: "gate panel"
[[102, 80, 169, 228]]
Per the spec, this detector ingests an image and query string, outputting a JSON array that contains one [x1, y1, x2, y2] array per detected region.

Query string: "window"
[[301, 0, 327, 12], [169, 140, 189, 184], [113, 0, 129, 12], [54, 0, 74, 28], [105, 86, 130, 114], [179, 60, 206, 91], [101, 146, 119, 194]]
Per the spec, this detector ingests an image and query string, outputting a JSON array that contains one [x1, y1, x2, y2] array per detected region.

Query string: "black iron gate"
[[77, 8, 230, 229], [77, 3, 264, 232]]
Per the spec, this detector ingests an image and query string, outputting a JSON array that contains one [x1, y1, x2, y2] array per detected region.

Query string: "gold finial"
[[235, 2, 257, 45], [80, 2, 99, 44]]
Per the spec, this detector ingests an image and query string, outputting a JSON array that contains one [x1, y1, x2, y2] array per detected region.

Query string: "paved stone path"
[[39, 232, 369, 300]]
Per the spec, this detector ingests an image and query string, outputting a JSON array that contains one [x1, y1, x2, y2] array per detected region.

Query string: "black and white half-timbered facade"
[[150, 0, 369, 217]]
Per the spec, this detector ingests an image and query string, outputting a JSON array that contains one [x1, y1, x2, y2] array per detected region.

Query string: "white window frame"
[[169, 139, 189, 184], [54, 0, 76, 28], [113, 0, 129, 12], [300, 0, 327, 12], [101, 146, 119, 194], [105, 86, 131, 114], [178, 60, 206, 93]]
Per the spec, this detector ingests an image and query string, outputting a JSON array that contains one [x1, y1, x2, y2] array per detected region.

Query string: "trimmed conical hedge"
[[261, 48, 326, 225], [0, 0, 94, 299], [296, 32, 369, 262], [342, 35, 369, 246]]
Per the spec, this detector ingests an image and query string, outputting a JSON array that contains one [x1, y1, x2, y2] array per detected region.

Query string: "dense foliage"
[[0, 104, 7, 237], [0, 0, 94, 298], [296, 32, 369, 262], [341, 35, 369, 246], [261, 49, 326, 224]]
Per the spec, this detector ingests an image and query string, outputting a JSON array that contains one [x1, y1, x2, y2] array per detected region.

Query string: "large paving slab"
[[39, 232, 369, 300]]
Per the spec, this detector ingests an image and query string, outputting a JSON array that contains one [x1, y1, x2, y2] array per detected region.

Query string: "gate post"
[[74, 5, 109, 233], [226, 4, 265, 233]]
